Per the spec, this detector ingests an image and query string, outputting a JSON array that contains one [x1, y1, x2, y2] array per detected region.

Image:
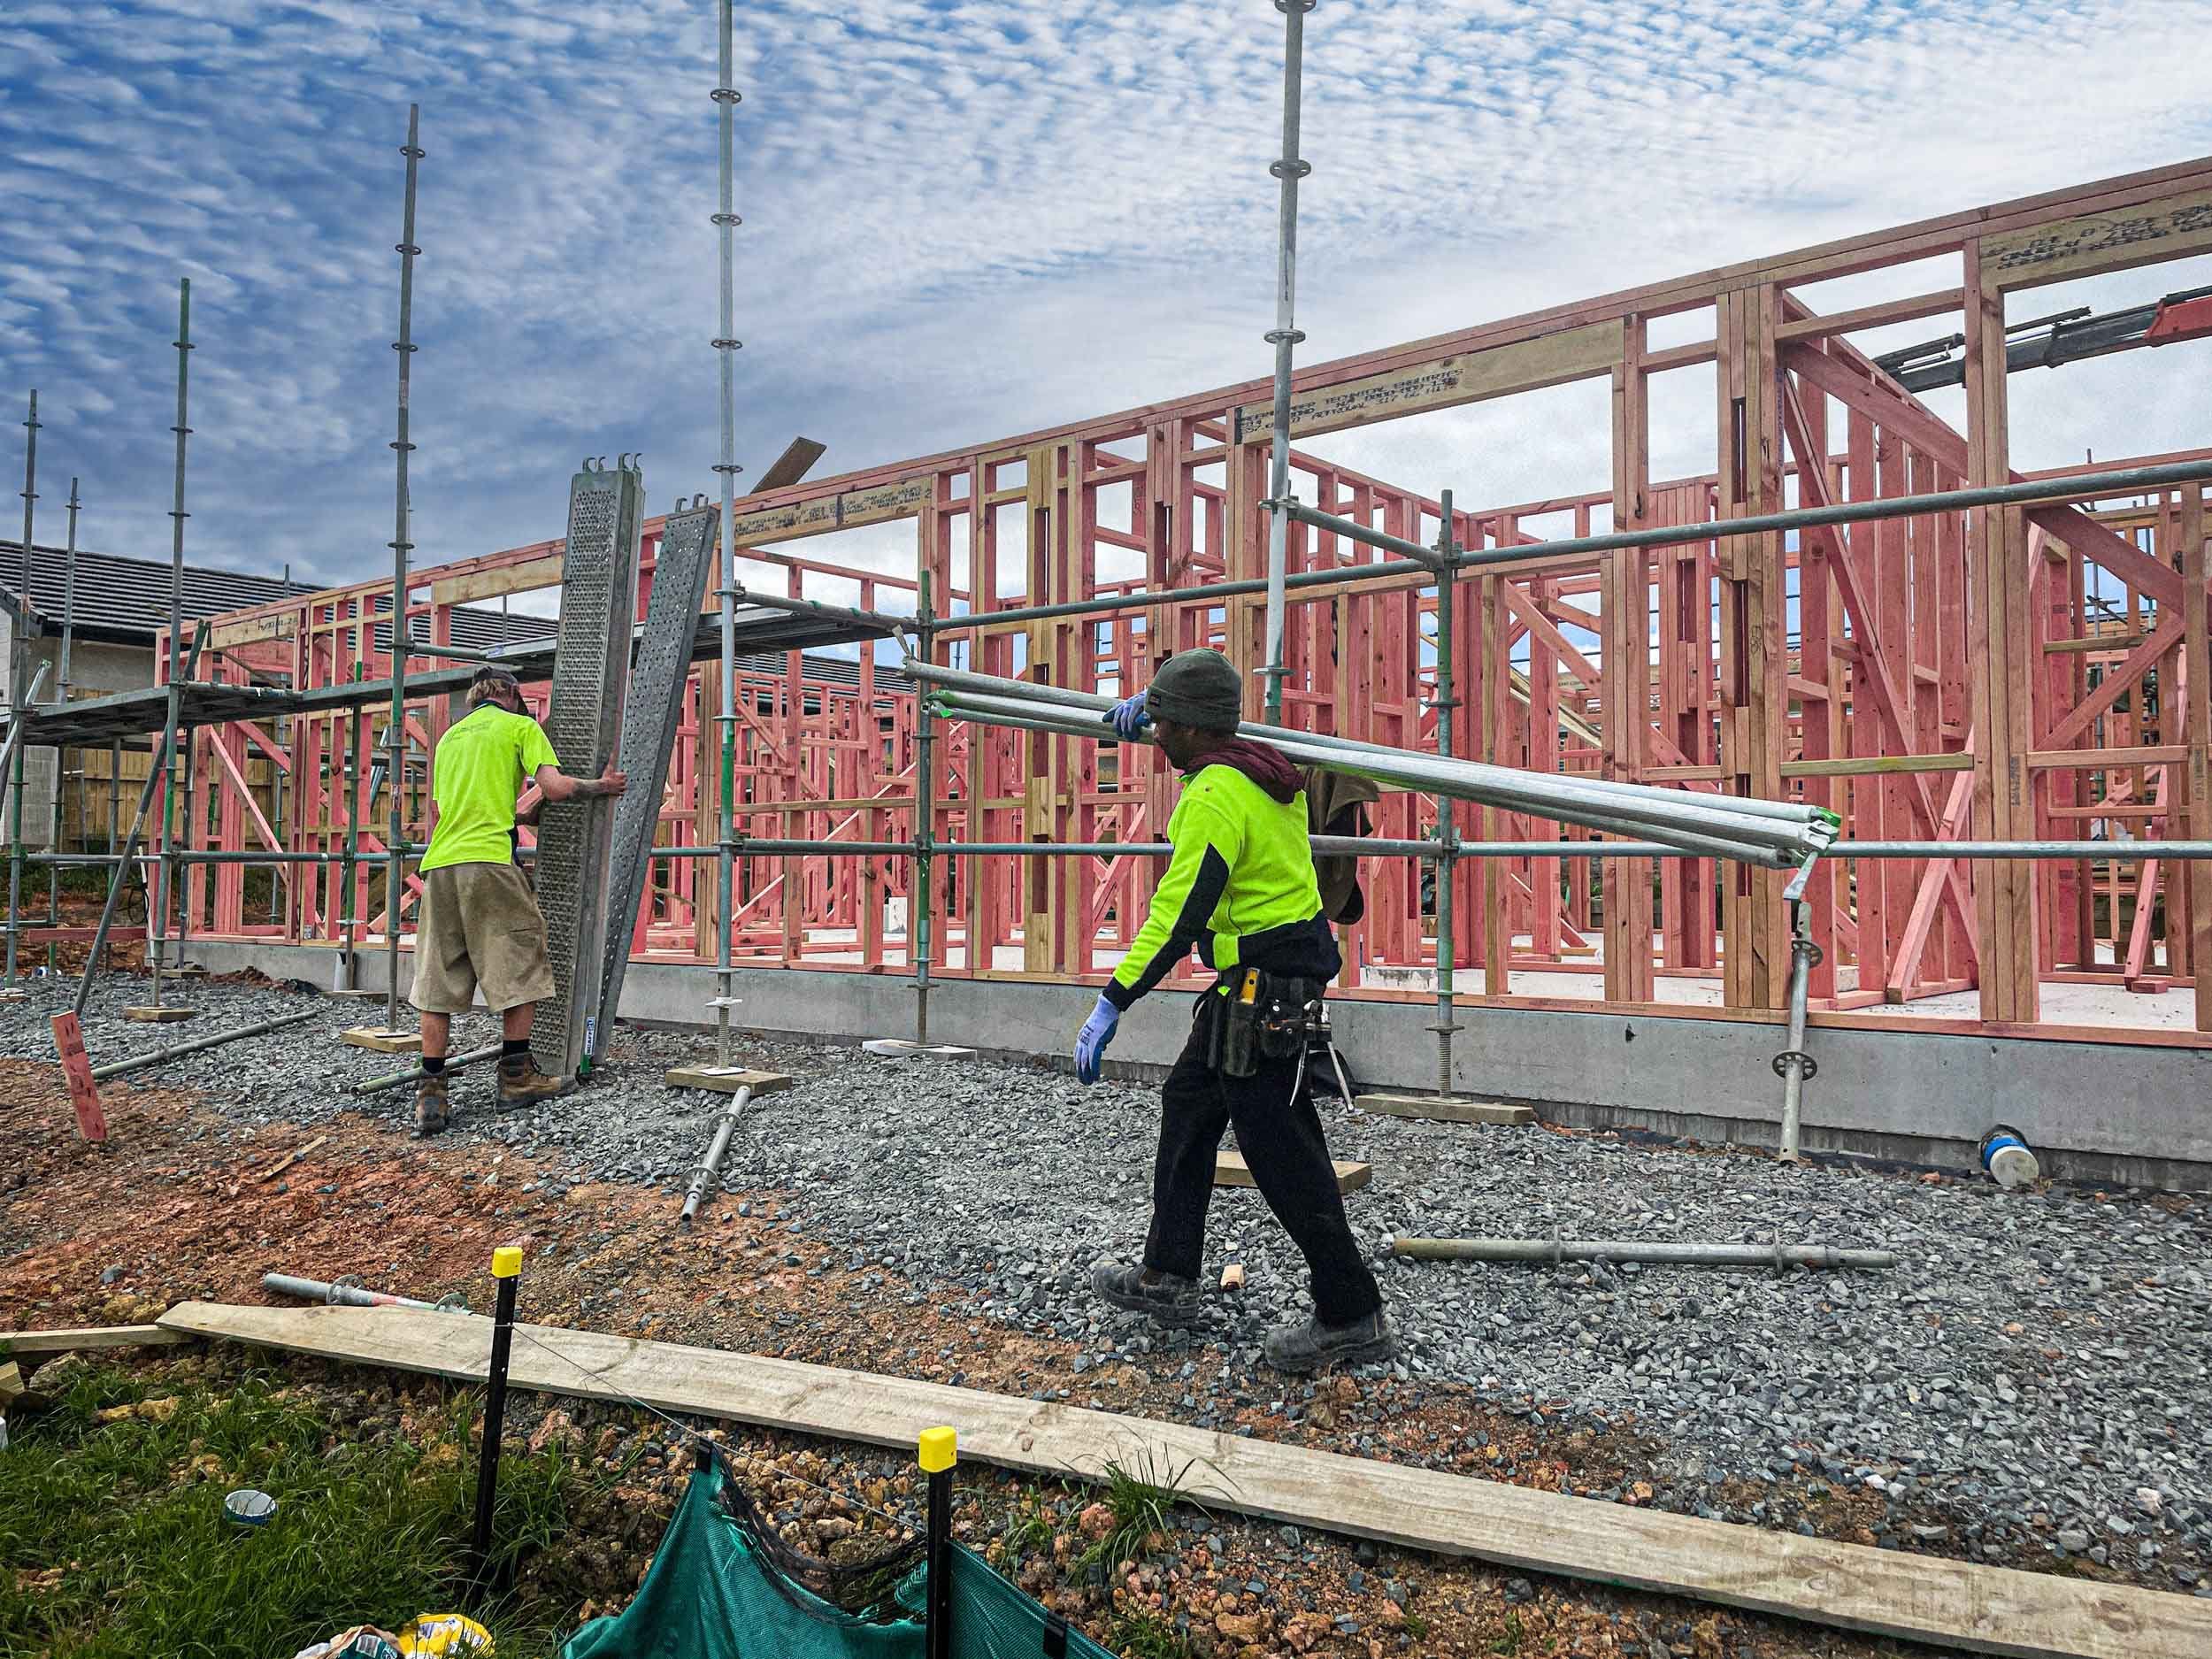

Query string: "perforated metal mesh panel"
[[593, 501, 720, 1053], [529, 460, 641, 1078]]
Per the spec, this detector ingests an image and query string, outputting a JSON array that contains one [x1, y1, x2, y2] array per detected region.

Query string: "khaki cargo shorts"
[[409, 862, 557, 1014]]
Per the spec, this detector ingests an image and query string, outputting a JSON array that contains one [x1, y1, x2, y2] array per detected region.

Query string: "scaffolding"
[[8, 8, 2212, 1114]]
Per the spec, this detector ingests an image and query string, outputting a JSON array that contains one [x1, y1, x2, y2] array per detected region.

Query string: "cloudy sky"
[[2, 0, 2209, 604]]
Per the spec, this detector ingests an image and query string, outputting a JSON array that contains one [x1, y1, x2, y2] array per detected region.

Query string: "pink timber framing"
[[163, 155, 2212, 1046]]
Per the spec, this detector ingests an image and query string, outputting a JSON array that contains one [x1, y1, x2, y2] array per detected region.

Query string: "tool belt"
[[1202, 966, 1327, 1079]]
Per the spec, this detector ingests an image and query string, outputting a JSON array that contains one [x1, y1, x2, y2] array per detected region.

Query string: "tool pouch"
[[1205, 969, 1263, 1078], [1257, 975, 1323, 1060], [1206, 969, 1325, 1075]]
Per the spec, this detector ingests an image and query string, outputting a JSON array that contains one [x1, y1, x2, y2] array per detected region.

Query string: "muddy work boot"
[[1091, 1263, 1202, 1326], [1263, 1308, 1398, 1375], [495, 1050, 573, 1111], [413, 1071, 452, 1138]]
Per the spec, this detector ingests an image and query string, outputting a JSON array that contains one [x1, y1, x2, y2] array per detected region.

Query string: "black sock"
[[501, 1037, 531, 1061], [422, 1055, 447, 1076]]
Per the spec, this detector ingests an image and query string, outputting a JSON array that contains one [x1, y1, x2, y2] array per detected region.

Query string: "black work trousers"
[[1141, 1002, 1382, 1326]]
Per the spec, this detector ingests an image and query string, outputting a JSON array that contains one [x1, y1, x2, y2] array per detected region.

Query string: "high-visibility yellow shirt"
[[1104, 762, 1333, 1010], [419, 705, 558, 873]]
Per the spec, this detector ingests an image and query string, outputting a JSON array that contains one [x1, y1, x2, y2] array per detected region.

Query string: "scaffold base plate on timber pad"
[[662, 1065, 793, 1095], [153, 1298, 2212, 1659], [339, 1027, 419, 1053], [121, 1006, 194, 1023], [1356, 1092, 1536, 1126]]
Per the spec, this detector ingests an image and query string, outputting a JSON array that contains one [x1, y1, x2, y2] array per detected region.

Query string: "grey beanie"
[[1144, 649, 1244, 729]]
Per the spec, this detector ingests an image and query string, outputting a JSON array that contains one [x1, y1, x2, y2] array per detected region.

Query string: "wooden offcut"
[[157, 1300, 2212, 1659], [122, 1006, 194, 1024], [661, 1065, 793, 1096], [255, 1134, 329, 1184], [1213, 1149, 1369, 1194], [340, 1027, 420, 1053], [1356, 1092, 1535, 1127]]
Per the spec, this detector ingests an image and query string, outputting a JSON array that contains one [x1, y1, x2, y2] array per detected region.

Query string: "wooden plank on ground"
[[157, 1301, 2212, 1659], [1, 1325, 191, 1356], [661, 1065, 794, 1095], [1214, 1150, 1369, 1194], [1356, 1093, 1534, 1126], [122, 1006, 195, 1024], [340, 1027, 420, 1054]]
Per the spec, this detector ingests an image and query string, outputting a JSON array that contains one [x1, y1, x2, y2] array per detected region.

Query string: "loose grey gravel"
[[7, 972, 2208, 1577]]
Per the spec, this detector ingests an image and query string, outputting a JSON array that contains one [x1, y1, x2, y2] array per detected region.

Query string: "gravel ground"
[[10, 971, 2209, 1592]]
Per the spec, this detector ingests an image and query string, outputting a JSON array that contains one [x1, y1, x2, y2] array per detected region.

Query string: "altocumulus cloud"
[[0, 0, 2207, 591]]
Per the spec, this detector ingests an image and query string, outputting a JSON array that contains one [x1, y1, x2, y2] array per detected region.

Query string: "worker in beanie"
[[1075, 648, 1394, 1374]]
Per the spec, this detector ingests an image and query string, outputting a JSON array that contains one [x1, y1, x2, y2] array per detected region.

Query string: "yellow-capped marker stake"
[[921, 1427, 956, 1659], [470, 1244, 525, 1593]]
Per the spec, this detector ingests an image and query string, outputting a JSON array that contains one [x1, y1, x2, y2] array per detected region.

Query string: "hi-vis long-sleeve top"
[[1103, 749, 1339, 1010]]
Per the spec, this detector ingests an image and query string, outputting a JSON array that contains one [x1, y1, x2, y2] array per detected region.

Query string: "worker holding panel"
[[1075, 649, 1394, 1375], [409, 664, 626, 1135]]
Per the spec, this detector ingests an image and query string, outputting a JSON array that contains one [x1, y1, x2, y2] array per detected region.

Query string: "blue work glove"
[[1108, 693, 1151, 741], [1074, 992, 1120, 1084]]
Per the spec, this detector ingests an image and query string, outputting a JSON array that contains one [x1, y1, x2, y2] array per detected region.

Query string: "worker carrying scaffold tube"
[[1074, 648, 1394, 1376], [408, 664, 626, 1136]]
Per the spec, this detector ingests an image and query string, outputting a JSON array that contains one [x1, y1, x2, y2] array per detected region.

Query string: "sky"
[[2, 0, 2209, 609]]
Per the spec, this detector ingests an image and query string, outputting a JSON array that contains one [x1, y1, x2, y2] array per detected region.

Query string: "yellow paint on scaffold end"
[[491, 1247, 523, 1279], [918, 1426, 956, 1473]]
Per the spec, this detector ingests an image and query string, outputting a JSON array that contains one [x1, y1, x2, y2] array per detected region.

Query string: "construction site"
[[4, 4, 2212, 1658]]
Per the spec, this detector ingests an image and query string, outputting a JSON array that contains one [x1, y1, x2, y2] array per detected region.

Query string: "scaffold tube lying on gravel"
[[1387, 1235, 1897, 1270]]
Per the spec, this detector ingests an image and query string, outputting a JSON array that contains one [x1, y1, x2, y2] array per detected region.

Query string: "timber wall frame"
[[128, 155, 2212, 1047]]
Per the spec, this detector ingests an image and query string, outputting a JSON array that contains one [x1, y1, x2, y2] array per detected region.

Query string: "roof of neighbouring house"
[[0, 541, 569, 656], [0, 539, 326, 647]]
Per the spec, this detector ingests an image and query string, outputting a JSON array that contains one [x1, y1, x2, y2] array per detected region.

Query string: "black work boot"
[[496, 1050, 573, 1110], [1090, 1263, 1202, 1326], [413, 1072, 452, 1138], [1263, 1308, 1398, 1375]]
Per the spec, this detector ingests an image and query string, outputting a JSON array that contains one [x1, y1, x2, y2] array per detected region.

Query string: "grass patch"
[[1103, 1606, 1192, 1658], [0, 1361, 625, 1658], [1077, 1452, 1208, 1575]]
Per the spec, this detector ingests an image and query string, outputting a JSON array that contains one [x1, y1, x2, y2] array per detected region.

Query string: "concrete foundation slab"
[[179, 938, 2212, 1192]]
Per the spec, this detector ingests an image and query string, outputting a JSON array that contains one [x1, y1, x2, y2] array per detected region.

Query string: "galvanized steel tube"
[[1388, 1236, 1896, 1270], [680, 1084, 752, 1225], [385, 105, 423, 1036], [351, 1041, 501, 1097], [263, 1272, 455, 1311], [1260, 0, 1314, 721], [710, 0, 742, 1067], [90, 1008, 319, 1081], [931, 687, 1821, 864], [907, 661, 1823, 829]]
